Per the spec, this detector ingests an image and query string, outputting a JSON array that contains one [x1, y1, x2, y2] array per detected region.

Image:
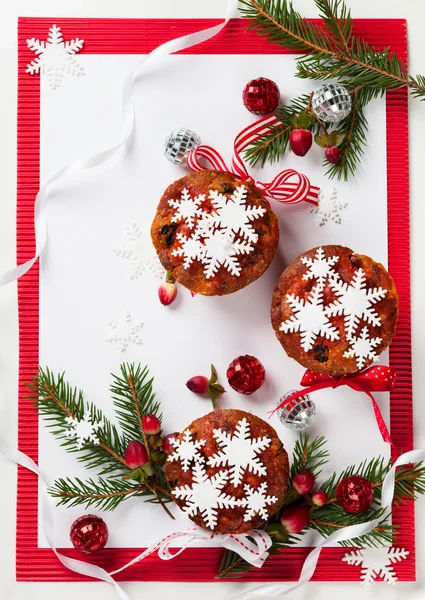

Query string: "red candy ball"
[[227, 355, 265, 395], [242, 77, 280, 115], [336, 476, 375, 514], [70, 515, 108, 554]]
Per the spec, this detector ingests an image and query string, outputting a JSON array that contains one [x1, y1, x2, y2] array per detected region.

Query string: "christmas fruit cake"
[[271, 245, 398, 376], [151, 171, 279, 296], [165, 408, 289, 534]]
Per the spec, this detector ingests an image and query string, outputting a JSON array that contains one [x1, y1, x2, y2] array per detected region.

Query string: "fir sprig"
[[290, 433, 329, 479]]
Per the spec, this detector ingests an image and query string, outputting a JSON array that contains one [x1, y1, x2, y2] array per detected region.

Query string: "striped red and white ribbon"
[[187, 114, 320, 205]]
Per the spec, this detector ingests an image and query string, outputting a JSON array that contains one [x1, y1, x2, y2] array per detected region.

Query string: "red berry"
[[292, 471, 315, 495], [158, 281, 177, 306], [186, 375, 209, 395], [142, 414, 161, 435], [325, 146, 340, 164], [289, 129, 313, 157], [162, 432, 179, 454], [124, 440, 148, 469], [312, 490, 328, 507], [280, 505, 310, 534]]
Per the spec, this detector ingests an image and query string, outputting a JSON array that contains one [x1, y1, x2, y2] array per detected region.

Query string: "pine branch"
[[290, 433, 329, 479], [314, 0, 352, 54]]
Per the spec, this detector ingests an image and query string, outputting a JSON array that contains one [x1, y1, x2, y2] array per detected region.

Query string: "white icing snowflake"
[[311, 188, 348, 226], [106, 312, 143, 353], [325, 268, 388, 340], [172, 462, 243, 530], [65, 411, 103, 450], [207, 417, 271, 487], [342, 547, 409, 587], [168, 429, 206, 472], [301, 246, 339, 285], [240, 483, 278, 522], [198, 185, 266, 243], [168, 188, 206, 230], [201, 230, 253, 279], [172, 232, 205, 269], [114, 223, 163, 280], [26, 24, 84, 90], [280, 285, 340, 352], [344, 326, 382, 369]]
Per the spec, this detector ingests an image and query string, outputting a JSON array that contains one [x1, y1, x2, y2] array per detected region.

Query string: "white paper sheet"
[[38, 53, 389, 548]]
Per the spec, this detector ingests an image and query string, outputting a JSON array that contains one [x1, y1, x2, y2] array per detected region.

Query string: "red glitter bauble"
[[226, 355, 265, 395], [70, 515, 109, 554], [242, 77, 280, 115], [336, 476, 375, 514]]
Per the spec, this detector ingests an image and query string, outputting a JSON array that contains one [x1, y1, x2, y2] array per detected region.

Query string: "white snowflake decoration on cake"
[[114, 223, 163, 280], [65, 411, 103, 450], [168, 429, 206, 472], [301, 246, 339, 285], [280, 285, 340, 352], [344, 326, 382, 369], [342, 547, 409, 587], [325, 268, 388, 339], [207, 417, 271, 486], [26, 24, 84, 90], [170, 184, 264, 279], [311, 188, 348, 226], [106, 312, 143, 352], [240, 483, 278, 522], [168, 188, 205, 230], [172, 463, 243, 530]]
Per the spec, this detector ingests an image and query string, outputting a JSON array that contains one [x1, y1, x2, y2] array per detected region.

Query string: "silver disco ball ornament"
[[312, 84, 352, 123], [164, 128, 201, 165], [277, 389, 316, 432]]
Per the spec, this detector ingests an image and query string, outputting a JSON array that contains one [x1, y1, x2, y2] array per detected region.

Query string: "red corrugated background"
[[17, 17, 413, 582]]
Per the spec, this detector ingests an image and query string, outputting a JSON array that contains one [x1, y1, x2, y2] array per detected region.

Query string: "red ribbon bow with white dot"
[[271, 365, 396, 445]]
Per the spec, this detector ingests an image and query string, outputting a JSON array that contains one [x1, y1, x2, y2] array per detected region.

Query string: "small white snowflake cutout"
[[325, 268, 388, 340], [26, 24, 84, 90], [106, 312, 143, 353], [168, 429, 206, 472], [114, 223, 163, 280], [342, 547, 409, 587], [311, 188, 348, 226], [207, 417, 271, 487], [172, 232, 205, 269], [201, 230, 254, 279], [240, 483, 278, 522], [280, 284, 340, 352], [168, 188, 206, 230], [172, 462, 243, 530], [344, 326, 382, 369], [65, 411, 103, 450], [301, 246, 339, 285]]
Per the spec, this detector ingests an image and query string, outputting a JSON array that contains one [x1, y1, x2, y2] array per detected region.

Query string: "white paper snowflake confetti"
[[207, 417, 271, 487], [26, 24, 84, 90], [168, 429, 206, 472], [65, 411, 103, 450], [280, 285, 340, 352], [172, 462, 243, 530], [344, 326, 382, 369], [342, 547, 409, 587], [168, 188, 205, 230], [106, 312, 143, 353], [301, 246, 339, 285], [240, 483, 278, 522], [170, 184, 264, 279], [114, 223, 163, 280], [325, 268, 388, 340], [311, 188, 348, 226]]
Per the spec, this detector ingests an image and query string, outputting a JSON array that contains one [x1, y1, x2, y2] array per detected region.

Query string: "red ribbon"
[[270, 365, 396, 445], [187, 114, 320, 206]]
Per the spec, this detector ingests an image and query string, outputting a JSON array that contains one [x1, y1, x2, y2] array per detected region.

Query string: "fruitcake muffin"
[[271, 245, 398, 376], [165, 409, 289, 534], [151, 171, 279, 296]]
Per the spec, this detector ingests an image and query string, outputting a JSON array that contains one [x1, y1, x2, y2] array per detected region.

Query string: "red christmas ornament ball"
[[70, 515, 109, 554], [242, 77, 280, 115], [336, 475, 375, 514], [227, 355, 265, 395]]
